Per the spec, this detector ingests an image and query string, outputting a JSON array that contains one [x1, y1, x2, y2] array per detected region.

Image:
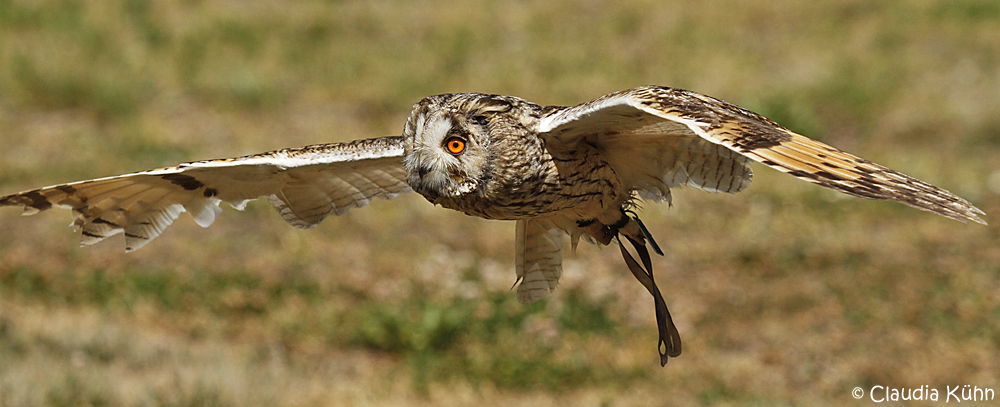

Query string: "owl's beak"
[[417, 165, 432, 179], [408, 164, 439, 200]]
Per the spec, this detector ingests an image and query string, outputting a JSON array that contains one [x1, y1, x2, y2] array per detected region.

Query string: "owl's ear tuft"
[[479, 97, 513, 113]]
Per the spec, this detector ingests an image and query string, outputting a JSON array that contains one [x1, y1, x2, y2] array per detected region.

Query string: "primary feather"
[[539, 86, 986, 225]]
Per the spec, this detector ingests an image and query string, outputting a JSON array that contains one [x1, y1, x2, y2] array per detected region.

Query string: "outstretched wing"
[[538, 86, 986, 224], [0, 136, 412, 251]]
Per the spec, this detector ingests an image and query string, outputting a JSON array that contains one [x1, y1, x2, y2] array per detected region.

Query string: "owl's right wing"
[[538, 86, 985, 224], [0, 136, 412, 251]]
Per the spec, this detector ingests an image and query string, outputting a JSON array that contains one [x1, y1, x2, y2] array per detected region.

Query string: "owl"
[[0, 86, 986, 366]]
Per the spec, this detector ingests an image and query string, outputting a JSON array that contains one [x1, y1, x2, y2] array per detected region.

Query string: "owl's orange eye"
[[445, 137, 466, 154]]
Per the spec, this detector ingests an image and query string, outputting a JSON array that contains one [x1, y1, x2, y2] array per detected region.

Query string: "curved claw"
[[625, 210, 664, 256]]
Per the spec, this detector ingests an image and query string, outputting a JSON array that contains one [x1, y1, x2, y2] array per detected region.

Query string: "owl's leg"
[[576, 218, 616, 245], [576, 209, 635, 245], [615, 212, 681, 366], [576, 210, 681, 364]]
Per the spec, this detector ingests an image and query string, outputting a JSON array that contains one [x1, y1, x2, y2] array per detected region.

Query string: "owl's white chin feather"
[[410, 172, 478, 199], [403, 154, 478, 200]]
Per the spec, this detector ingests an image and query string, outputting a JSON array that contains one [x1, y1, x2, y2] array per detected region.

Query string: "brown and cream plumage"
[[0, 86, 986, 366]]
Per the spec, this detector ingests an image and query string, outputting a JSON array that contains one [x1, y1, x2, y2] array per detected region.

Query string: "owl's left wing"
[[0, 137, 411, 251], [538, 86, 985, 224]]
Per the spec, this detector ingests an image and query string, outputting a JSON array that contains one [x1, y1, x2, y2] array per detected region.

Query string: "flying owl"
[[0, 86, 986, 366]]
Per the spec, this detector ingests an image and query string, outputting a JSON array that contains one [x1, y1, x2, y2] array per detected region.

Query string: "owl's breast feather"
[[426, 146, 629, 223]]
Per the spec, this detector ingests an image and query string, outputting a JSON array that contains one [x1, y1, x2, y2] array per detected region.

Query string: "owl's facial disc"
[[403, 109, 490, 200]]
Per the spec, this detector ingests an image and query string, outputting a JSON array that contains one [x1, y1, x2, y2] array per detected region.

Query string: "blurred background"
[[1, 0, 998, 405]]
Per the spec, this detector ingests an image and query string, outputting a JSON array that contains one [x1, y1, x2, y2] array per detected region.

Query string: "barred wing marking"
[[514, 218, 564, 304], [0, 137, 412, 251], [539, 86, 985, 224]]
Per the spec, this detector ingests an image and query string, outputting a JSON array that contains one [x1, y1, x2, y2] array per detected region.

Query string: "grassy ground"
[[1, 0, 999, 405]]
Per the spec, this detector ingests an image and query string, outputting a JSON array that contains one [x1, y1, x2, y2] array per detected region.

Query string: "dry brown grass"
[[1, 0, 999, 405]]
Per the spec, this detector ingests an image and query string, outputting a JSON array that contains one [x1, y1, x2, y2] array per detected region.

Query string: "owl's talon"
[[625, 210, 663, 256]]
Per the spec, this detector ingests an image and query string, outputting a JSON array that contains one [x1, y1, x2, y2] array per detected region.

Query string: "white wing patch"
[[0, 137, 412, 251]]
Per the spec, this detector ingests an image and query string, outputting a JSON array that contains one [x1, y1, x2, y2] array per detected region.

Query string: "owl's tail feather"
[[617, 225, 681, 366]]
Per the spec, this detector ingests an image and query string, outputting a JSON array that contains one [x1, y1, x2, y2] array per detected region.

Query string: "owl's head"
[[402, 94, 515, 201]]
